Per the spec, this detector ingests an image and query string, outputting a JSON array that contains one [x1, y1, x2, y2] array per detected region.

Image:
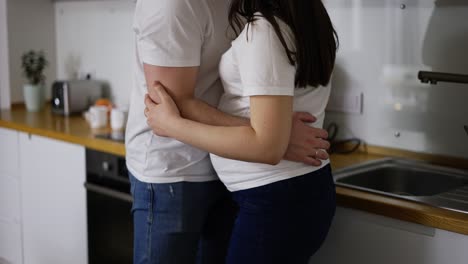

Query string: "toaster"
[[51, 80, 104, 115]]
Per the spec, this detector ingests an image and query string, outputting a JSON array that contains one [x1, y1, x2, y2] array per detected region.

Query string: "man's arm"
[[143, 64, 248, 126]]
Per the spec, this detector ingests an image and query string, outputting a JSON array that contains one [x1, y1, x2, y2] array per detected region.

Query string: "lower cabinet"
[[0, 175, 22, 264], [0, 220, 22, 264], [0, 128, 21, 264], [19, 133, 88, 264], [310, 206, 468, 264]]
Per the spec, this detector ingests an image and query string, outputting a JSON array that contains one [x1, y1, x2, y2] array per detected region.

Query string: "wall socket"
[[326, 91, 363, 114]]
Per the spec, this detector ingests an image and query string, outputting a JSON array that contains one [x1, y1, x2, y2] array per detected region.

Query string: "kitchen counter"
[[332, 152, 468, 235], [1, 104, 467, 234], [0, 104, 125, 156]]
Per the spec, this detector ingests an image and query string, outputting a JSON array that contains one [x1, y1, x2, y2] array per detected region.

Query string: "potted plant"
[[21, 50, 48, 112]]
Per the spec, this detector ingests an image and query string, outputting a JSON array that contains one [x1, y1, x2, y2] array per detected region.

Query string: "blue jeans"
[[226, 165, 336, 264], [129, 174, 237, 264]]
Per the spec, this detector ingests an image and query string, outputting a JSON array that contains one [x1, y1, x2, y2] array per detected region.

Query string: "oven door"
[[85, 182, 133, 264]]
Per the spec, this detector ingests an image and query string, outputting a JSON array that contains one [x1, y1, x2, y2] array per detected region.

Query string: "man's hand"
[[284, 112, 330, 166]]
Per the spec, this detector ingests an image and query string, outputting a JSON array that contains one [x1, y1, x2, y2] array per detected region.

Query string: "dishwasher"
[[85, 148, 133, 264]]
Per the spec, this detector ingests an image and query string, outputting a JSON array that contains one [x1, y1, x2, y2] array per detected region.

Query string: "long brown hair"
[[229, 0, 338, 88]]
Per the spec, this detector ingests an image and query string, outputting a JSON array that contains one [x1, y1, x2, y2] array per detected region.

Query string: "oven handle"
[[84, 182, 133, 203]]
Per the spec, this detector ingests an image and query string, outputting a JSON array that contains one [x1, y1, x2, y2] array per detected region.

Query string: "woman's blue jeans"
[[226, 165, 336, 264]]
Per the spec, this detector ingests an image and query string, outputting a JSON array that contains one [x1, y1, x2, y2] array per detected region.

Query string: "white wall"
[[7, 0, 56, 103], [0, 0, 10, 109], [52, 0, 468, 158], [55, 1, 135, 108], [324, 0, 468, 158]]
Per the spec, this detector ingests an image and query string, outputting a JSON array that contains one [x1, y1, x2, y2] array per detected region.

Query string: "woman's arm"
[[145, 84, 293, 165]]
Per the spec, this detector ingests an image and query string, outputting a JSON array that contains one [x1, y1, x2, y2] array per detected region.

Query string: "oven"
[[85, 148, 133, 264]]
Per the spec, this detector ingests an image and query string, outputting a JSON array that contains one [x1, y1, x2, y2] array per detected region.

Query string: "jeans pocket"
[[237, 194, 276, 214], [130, 177, 151, 215]]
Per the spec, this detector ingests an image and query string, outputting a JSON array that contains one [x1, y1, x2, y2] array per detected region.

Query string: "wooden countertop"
[[0, 104, 125, 156], [1, 104, 467, 234]]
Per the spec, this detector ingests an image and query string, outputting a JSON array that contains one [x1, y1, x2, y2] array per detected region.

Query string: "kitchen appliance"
[[85, 149, 133, 264], [51, 80, 103, 115]]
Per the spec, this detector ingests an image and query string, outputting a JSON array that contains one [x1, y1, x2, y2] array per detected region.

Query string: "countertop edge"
[[336, 186, 468, 235]]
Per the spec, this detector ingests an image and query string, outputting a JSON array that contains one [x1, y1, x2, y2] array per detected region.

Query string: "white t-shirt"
[[125, 0, 231, 183], [211, 15, 331, 192]]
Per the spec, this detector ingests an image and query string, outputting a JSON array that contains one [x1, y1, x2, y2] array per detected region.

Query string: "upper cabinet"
[[0, 0, 56, 109]]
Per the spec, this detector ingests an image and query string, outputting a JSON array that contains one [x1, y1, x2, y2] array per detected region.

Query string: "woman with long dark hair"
[[144, 0, 338, 262]]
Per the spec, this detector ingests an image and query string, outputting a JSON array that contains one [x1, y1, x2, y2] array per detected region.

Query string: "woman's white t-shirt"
[[211, 15, 331, 192]]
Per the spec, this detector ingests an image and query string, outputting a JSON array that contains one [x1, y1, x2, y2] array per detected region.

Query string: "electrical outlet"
[[326, 91, 363, 114]]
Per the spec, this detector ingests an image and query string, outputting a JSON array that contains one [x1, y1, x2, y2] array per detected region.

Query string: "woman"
[[144, 0, 338, 263]]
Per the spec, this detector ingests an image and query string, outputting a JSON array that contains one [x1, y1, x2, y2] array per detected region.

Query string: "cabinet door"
[[0, 127, 19, 176], [19, 133, 88, 264], [0, 220, 22, 264], [0, 175, 21, 224], [310, 207, 468, 264], [0, 128, 21, 264], [0, 127, 20, 221]]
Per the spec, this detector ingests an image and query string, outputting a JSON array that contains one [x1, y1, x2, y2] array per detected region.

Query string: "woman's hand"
[[144, 82, 181, 137]]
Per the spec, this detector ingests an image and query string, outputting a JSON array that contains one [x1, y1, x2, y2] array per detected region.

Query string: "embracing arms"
[[146, 85, 292, 165], [143, 64, 330, 165]]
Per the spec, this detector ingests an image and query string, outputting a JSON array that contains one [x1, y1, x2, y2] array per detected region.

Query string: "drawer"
[[0, 176, 21, 222], [0, 128, 19, 176], [0, 220, 22, 264]]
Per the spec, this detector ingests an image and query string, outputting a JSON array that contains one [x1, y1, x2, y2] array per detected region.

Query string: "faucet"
[[418, 71, 468, 85], [418, 71, 468, 136]]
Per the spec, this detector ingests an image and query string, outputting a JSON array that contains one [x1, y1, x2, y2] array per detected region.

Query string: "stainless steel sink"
[[334, 158, 468, 214]]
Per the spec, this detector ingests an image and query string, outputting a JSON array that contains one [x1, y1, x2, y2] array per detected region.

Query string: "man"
[[125, 0, 331, 263]]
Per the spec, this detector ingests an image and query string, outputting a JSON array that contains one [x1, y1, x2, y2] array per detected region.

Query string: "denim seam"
[[147, 184, 154, 261]]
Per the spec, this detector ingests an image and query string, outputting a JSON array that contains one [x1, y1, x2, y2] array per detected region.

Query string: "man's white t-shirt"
[[211, 15, 331, 192], [126, 0, 231, 183]]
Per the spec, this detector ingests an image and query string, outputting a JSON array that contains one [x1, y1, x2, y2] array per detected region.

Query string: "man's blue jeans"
[[129, 174, 237, 264]]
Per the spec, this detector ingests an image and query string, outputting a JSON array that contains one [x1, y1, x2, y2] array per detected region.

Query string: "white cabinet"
[[0, 221, 22, 264], [19, 133, 88, 264], [310, 207, 468, 264], [0, 127, 19, 178], [0, 129, 88, 264], [0, 127, 22, 264]]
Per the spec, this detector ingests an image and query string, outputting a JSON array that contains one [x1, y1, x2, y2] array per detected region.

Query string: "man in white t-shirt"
[[125, 0, 331, 263]]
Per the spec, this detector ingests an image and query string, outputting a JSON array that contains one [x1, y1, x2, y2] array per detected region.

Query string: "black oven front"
[[85, 149, 133, 264]]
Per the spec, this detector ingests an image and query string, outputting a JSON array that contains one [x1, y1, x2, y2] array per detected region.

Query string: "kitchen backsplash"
[[8, 0, 56, 103], [324, 0, 468, 158], [55, 1, 135, 108], [54, 0, 468, 158]]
